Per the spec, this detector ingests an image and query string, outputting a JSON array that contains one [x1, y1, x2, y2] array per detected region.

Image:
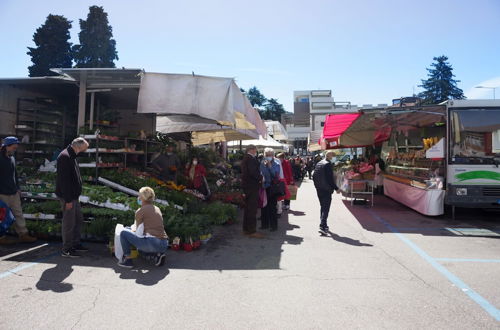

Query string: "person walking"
[[306, 157, 314, 179], [277, 153, 293, 210], [241, 145, 264, 238], [312, 151, 340, 233], [0, 137, 37, 245], [56, 137, 89, 257], [260, 148, 281, 232]]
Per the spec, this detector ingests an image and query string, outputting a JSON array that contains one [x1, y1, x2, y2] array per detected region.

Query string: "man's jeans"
[[120, 230, 168, 257], [316, 189, 332, 227]]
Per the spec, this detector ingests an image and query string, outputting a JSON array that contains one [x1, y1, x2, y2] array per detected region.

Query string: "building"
[[284, 89, 360, 155]]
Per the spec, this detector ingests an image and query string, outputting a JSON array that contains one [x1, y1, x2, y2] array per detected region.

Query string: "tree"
[[27, 15, 73, 77], [418, 55, 465, 104], [72, 6, 118, 68], [261, 98, 286, 121], [246, 86, 267, 107]]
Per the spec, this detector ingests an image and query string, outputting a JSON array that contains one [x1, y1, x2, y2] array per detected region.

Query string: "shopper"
[[0, 136, 37, 245], [118, 187, 168, 268], [260, 148, 281, 231], [277, 153, 293, 210], [241, 145, 264, 238], [312, 151, 340, 232], [152, 145, 181, 183], [185, 157, 209, 197], [56, 137, 89, 257], [306, 157, 314, 179]]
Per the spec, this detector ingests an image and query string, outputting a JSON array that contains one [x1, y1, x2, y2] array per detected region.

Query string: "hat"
[[1, 136, 19, 147]]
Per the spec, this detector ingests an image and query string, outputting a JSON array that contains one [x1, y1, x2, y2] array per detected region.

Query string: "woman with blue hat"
[[0, 136, 36, 244]]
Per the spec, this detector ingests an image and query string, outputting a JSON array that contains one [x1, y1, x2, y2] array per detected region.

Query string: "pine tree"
[[418, 55, 465, 104], [72, 6, 118, 68], [27, 15, 73, 77], [261, 98, 286, 121], [247, 86, 267, 107]]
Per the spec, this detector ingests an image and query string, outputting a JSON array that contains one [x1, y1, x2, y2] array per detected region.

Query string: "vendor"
[[185, 157, 209, 196], [152, 145, 181, 183], [118, 187, 168, 268]]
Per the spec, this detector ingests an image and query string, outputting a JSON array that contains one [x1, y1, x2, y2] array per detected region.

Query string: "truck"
[[444, 100, 500, 218]]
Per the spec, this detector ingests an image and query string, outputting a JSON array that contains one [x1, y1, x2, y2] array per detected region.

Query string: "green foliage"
[[246, 86, 267, 107], [261, 98, 286, 121], [27, 14, 73, 77], [72, 6, 118, 68], [22, 200, 61, 214], [200, 201, 237, 225], [418, 55, 465, 105]]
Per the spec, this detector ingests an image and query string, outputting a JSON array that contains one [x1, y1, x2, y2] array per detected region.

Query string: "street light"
[[475, 85, 498, 99]]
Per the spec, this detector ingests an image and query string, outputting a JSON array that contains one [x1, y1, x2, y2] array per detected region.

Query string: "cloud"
[[465, 76, 500, 99]]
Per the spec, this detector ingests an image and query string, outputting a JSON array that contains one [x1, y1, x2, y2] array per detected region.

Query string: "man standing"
[[56, 137, 89, 257], [312, 151, 340, 233], [152, 145, 181, 183], [0, 137, 37, 245], [241, 145, 264, 238]]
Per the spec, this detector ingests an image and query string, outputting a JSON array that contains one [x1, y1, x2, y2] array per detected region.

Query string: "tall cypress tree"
[[72, 6, 118, 68], [27, 15, 73, 77], [418, 55, 465, 104]]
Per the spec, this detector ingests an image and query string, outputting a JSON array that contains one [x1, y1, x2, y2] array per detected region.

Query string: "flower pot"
[[172, 244, 181, 251], [192, 240, 202, 250], [183, 243, 193, 252]]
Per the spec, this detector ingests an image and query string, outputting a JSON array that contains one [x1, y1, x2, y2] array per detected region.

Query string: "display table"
[[384, 177, 445, 216], [346, 179, 375, 207]]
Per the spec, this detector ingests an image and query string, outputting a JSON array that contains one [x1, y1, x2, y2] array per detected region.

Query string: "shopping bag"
[[114, 224, 125, 261], [0, 200, 15, 236], [258, 187, 268, 208], [287, 185, 298, 200]]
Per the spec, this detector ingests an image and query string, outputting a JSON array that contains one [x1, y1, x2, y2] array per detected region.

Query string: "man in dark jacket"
[[0, 136, 36, 244], [313, 151, 340, 232], [56, 137, 88, 257], [241, 145, 264, 238]]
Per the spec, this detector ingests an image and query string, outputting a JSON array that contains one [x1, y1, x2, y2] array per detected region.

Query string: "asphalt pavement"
[[1, 178, 499, 329]]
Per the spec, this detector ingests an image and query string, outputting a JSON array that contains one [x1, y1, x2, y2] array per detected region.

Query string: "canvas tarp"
[[138, 72, 257, 128], [227, 135, 284, 148]]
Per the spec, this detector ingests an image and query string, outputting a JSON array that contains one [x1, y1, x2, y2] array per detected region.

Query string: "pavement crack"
[[70, 287, 101, 330]]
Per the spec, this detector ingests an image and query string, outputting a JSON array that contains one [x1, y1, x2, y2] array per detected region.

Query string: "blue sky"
[[1, 0, 499, 112]]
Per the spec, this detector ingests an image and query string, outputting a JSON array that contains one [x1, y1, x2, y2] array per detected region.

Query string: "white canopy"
[[265, 121, 289, 141], [228, 135, 284, 149]]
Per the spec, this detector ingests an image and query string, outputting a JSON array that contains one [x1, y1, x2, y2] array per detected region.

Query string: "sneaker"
[[154, 253, 166, 267], [319, 225, 329, 232], [73, 244, 89, 252], [118, 257, 134, 268], [61, 249, 81, 258]]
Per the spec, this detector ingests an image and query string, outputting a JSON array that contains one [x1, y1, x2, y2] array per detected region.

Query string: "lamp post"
[[475, 85, 497, 99]]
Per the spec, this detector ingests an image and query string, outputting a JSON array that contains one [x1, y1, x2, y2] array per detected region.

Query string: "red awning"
[[320, 113, 361, 149]]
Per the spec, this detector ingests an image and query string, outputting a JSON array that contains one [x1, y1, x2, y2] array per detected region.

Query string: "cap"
[[1, 136, 19, 147]]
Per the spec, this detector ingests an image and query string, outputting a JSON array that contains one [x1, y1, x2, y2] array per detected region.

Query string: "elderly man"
[[241, 145, 264, 238], [260, 147, 282, 231], [312, 150, 340, 233], [56, 137, 89, 257], [0, 136, 37, 244]]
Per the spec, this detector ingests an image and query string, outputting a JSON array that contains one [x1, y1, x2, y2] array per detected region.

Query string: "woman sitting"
[[185, 157, 209, 196], [118, 187, 169, 268]]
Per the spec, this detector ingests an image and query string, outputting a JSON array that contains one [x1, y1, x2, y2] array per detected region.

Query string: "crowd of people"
[[241, 145, 339, 238]]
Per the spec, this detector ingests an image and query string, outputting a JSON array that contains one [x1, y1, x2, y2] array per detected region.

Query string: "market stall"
[[339, 106, 447, 215]]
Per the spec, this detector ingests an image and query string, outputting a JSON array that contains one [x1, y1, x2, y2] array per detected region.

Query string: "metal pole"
[[89, 92, 95, 131], [77, 74, 87, 134]]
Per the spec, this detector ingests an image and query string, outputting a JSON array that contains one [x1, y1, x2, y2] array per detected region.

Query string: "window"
[[320, 121, 325, 127]]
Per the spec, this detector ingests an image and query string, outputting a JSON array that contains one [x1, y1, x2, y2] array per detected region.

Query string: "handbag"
[[0, 200, 15, 236], [258, 187, 268, 208], [269, 178, 286, 197]]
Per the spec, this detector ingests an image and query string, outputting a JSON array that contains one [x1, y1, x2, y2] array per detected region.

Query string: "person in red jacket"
[[185, 157, 208, 196], [277, 153, 294, 210]]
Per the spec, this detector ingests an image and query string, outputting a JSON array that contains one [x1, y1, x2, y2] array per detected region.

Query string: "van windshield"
[[450, 109, 500, 165]]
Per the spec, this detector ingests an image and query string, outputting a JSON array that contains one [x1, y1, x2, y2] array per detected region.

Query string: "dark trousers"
[[243, 188, 259, 234], [60, 199, 83, 251], [316, 189, 332, 227], [262, 187, 278, 229], [307, 169, 313, 179]]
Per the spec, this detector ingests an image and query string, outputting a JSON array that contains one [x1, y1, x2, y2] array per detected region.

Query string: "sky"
[[1, 0, 500, 112]]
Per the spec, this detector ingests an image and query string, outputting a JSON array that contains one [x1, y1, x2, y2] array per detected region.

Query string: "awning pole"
[[89, 92, 95, 131], [77, 73, 87, 134]]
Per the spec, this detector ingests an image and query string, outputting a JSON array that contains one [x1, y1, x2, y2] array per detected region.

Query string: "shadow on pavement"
[[36, 262, 74, 292], [342, 194, 500, 239], [323, 231, 373, 247]]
